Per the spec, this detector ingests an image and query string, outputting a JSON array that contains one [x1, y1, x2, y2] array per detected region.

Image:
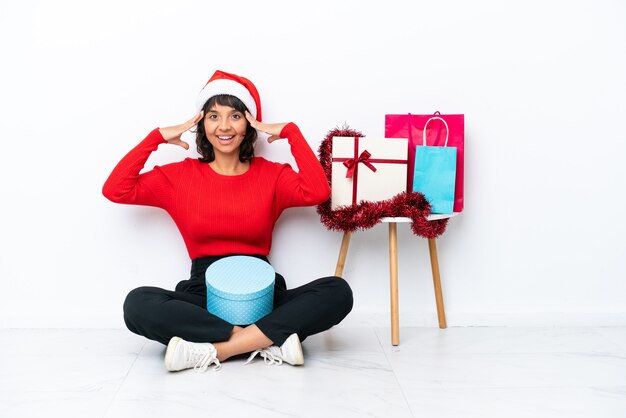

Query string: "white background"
[[0, 0, 624, 328]]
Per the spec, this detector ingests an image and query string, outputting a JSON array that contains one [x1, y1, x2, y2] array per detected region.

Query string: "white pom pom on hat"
[[196, 70, 262, 122]]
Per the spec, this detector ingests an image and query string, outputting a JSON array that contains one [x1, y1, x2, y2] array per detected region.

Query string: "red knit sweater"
[[103, 123, 330, 259]]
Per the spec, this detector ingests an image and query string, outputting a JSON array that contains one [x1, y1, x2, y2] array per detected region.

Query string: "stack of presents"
[[331, 112, 465, 214]]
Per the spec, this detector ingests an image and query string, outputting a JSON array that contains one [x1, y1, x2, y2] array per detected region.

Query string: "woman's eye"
[[232, 114, 241, 120], [208, 114, 218, 120]]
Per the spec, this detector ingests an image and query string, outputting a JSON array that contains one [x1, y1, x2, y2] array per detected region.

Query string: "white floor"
[[1, 326, 626, 418]]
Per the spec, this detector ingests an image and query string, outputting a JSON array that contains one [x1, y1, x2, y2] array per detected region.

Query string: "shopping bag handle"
[[423, 116, 449, 147]]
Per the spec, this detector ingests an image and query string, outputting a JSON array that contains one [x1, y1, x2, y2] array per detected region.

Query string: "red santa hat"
[[195, 70, 262, 121]]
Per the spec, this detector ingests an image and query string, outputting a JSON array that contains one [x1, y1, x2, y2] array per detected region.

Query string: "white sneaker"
[[164, 336, 221, 372], [245, 333, 304, 366]]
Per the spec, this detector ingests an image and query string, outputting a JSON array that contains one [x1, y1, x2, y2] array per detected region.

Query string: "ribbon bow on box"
[[343, 150, 377, 178]]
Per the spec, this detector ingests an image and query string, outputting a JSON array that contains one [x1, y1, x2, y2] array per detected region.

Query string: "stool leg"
[[389, 223, 400, 345], [335, 232, 352, 278], [428, 238, 447, 329]]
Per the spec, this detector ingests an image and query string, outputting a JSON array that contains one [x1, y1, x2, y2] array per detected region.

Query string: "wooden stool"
[[334, 214, 457, 345]]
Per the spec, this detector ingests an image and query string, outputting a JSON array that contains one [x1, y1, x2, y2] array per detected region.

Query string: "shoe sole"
[[164, 336, 182, 371], [283, 333, 304, 366]]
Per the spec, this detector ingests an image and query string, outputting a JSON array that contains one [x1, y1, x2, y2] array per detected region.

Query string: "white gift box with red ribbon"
[[331, 136, 408, 210]]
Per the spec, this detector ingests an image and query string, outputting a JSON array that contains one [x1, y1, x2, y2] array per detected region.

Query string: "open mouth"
[[216, 135, 235, 145]]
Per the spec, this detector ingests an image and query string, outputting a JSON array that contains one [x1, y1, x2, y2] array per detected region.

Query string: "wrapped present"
[[331, 136, 408, 209]]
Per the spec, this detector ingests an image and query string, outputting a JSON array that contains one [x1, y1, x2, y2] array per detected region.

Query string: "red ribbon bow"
[[343, 150, 377, 178]]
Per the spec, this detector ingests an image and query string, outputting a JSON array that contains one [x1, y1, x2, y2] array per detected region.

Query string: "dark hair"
[[195, 94, 257, 163]]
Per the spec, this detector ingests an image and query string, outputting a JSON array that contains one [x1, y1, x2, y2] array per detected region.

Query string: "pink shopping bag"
[[385, 111, 464, 212]]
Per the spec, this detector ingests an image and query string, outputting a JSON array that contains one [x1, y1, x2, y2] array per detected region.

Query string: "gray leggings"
[[123, 255, 354, 346]]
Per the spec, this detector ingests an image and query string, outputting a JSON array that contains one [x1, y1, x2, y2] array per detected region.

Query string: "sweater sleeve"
[[102, 128, 181, 209], [274, 123, 331, 212]]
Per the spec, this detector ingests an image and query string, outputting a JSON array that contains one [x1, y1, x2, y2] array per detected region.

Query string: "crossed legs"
[[123, 275, 353, 364]]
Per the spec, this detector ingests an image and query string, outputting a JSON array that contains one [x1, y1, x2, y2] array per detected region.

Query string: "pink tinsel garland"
[[316, 125, 448, 239]]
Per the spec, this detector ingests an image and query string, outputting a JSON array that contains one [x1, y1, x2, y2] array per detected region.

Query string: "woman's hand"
[[245, 111, 287, 143], [158, 112, 204, 150]]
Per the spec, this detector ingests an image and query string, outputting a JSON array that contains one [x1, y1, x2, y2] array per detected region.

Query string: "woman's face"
[[203, 103, 248, 158]]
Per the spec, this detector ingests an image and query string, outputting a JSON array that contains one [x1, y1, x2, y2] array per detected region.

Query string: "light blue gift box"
[[205, 256, 275, 325]]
